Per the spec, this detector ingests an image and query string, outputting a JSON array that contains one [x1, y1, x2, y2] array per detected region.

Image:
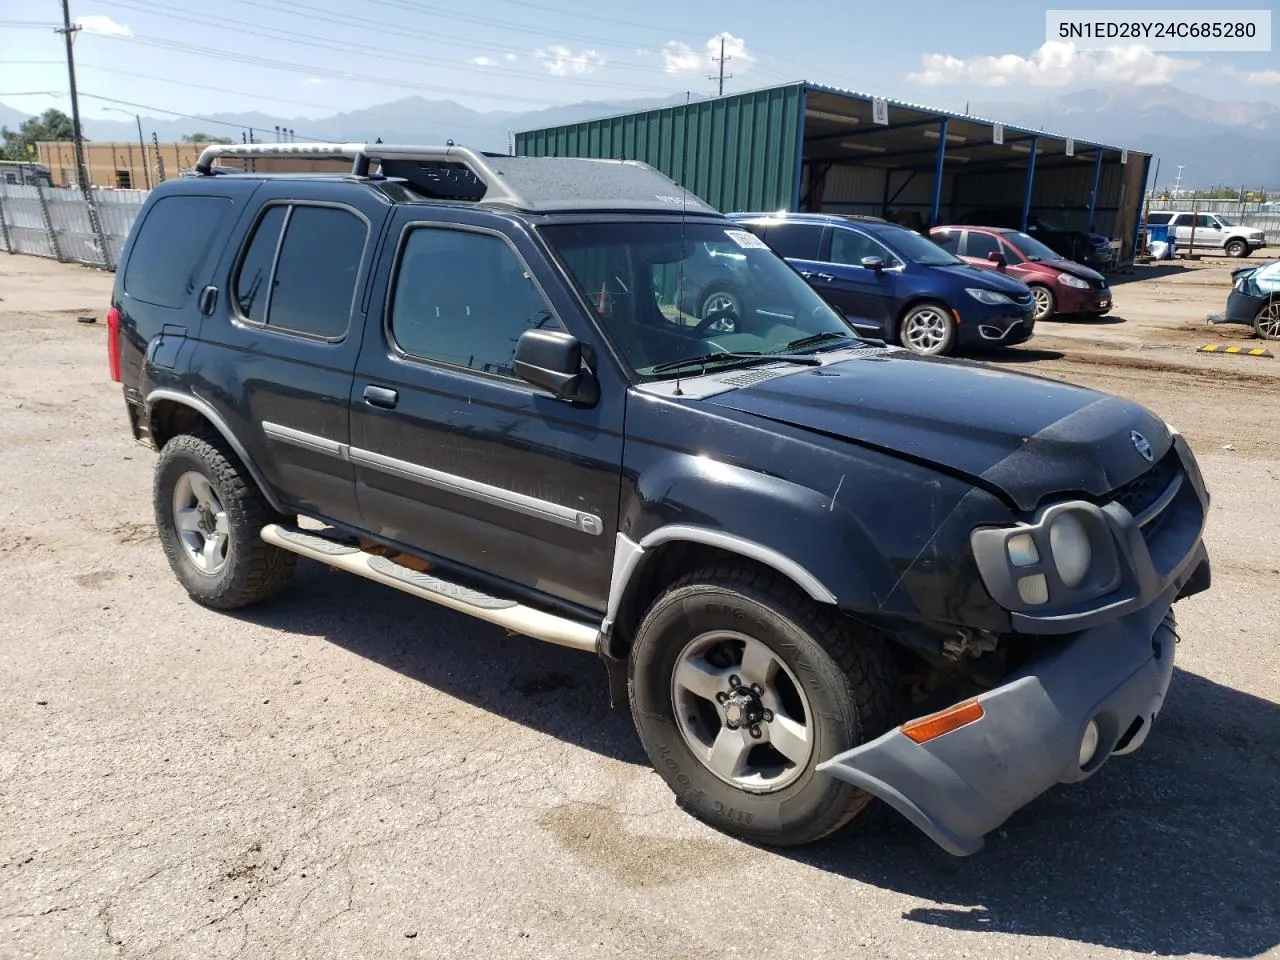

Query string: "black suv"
[[108, 143, 1211, 856]]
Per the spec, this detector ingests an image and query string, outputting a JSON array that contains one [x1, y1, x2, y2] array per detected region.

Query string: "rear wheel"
[[1254, 301, 1280, 340], [1029, 284, 1056, 321], [154, 429, 296, 609], [628, 564, 897, 846], [1225, 239, 1249, 258], [898, 301, 955, 356]]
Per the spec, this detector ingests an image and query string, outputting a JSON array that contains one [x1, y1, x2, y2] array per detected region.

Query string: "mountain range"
[[3, 84, 1276, 187]]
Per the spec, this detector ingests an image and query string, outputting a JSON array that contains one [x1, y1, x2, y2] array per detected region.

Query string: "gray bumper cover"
[[818, 590, 1181, 856]]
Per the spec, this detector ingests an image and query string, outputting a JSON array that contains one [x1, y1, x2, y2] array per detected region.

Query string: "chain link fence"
[[0, 183, 147, 270], [1145, 199, 1280, 235]]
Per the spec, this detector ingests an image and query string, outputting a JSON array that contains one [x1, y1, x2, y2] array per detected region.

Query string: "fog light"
[[1079, 719, 1100, 767], [1017, 573, 1049, 605], [1007, 533, 1039, 567]]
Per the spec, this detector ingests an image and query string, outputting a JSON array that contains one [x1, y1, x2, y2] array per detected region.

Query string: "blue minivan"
[[725, 213, 1036, 355]]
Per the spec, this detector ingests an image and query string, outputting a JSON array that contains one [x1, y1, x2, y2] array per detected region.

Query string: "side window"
[[234, 205, 286, 323], [829, 228, 880, 266], [1144, 213, 1172, 225], [389, 227, 562, 377], [1196, 215, 1215, 228], [763, 223, 823, 261], [268, 206, 367, 339], [1169, 214, 1189, 227], [231, 203, 367, 339], [123, 195, 232, 308], [932, 230, 961, 254], [963, 231, 1001, 260]]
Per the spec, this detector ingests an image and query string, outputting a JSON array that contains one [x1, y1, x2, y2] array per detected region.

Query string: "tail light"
[[106, 305, 122, 382]]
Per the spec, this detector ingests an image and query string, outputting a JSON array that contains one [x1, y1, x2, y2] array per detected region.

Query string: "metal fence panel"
[[0, 185, 145, 269]]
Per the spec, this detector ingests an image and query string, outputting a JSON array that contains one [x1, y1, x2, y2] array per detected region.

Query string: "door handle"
[[800, 271, 835, 282], [363, 385, 399, 409], [198, 285, 218, 316]]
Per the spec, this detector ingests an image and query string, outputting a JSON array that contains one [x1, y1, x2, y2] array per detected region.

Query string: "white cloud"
[[305, 77, 323, 86], [505, 53, 518, 62], [532, 45, 605, 76], [635, 47, 653, 57], [907, 41, 1196, 88], [75, 14, 132, 36], [663, 32, 755, 75], [1231, 67, 1280, 86], [470, 56, 497, 67]]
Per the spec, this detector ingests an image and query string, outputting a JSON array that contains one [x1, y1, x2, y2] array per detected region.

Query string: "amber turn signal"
[[901, 699, 985, 744]]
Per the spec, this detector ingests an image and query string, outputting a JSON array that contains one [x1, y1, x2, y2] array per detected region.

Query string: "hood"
[[707, 351, 1171, 512], [1046, 259, 1105, 283], [934, 263, 1031, 294]]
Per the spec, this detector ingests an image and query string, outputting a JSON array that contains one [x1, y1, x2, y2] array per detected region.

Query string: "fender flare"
[[603, 525, 838, 638], [145, 388, 288, 514]]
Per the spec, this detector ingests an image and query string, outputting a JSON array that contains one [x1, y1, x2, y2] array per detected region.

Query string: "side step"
[[260, 524, 601, 653]]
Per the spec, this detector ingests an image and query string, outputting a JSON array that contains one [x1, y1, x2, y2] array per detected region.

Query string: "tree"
[[182, 132, 234, 144], [0, 109, 77, 159]]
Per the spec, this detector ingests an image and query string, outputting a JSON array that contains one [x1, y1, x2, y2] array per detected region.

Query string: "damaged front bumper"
[[818, 556, 1205, 856]]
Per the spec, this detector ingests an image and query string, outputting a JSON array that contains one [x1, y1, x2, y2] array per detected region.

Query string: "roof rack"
[[192, 141, 721, 216]]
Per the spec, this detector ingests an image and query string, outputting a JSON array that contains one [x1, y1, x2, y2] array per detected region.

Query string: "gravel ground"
[[1, 254, 1277, 960]]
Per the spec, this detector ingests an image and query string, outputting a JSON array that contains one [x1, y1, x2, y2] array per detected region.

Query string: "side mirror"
[[860, 256, 885, 272], [513, 329, 598, 405], [986, 250, 1007, 267]]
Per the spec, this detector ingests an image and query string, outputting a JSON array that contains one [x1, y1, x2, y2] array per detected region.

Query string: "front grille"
[[1108, 447, 1181, 519]]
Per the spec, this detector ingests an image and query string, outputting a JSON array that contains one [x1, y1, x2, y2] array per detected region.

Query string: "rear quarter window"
[[122, 195, 232, 308]]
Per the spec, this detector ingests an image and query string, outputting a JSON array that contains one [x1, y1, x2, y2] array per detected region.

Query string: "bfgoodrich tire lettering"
[[627, 564, 897, 846], [154, 428, 296, 609]]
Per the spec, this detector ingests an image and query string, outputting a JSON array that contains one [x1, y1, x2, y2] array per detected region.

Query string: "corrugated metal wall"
[[515, 84, 805, 214], [952, 158, 1128, 237]]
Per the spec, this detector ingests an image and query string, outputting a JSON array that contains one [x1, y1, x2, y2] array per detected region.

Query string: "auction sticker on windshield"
[[725, 229, 769, 250]]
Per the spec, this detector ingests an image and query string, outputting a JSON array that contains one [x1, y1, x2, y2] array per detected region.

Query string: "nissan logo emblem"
[[1131, 430, 1154, 462]]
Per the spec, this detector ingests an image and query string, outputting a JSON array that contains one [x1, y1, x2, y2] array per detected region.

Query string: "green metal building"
[[515, 81, 1152, 261]]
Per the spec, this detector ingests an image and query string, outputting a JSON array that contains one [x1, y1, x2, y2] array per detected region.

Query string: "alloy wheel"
[[1257, 302, 1280, 340], [671, 630, 814, 793], [172, 470, 230, 575], [902, 308, 950, 354], [1031, 286, 1054, 320]]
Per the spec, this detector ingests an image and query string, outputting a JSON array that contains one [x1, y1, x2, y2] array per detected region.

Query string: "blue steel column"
[[929, 117, 947, 226], [1086, 148, 1103, 231], [1020, 135, 1039, 231]]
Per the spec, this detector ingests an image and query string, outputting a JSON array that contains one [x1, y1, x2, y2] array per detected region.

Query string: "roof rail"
[[192, 141, 720, 215], [193, 141, 524, 206]]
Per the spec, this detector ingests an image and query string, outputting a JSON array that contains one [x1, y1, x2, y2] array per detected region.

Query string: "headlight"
[[966, 288, 1014, 305], [1057, 273, 1090, 289], [1049, 513, 1091, 587], [970, 502, 1121, 613]]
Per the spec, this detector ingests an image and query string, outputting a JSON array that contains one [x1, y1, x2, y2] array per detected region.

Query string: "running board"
[[260, 524, 601, 653]]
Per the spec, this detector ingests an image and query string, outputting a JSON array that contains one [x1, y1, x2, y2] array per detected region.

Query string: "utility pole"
[[1172, 164, 1185, 196], [135, 114, 151, 189], [55, 0, 92, 195], [708, 35, 733, 97]]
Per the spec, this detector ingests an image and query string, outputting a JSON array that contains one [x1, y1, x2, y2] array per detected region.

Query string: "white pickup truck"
[[1147, 211, 1267, 258]]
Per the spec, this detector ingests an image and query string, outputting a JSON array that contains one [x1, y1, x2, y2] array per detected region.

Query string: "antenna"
[[674, 90, 693, 397], [708, 35, 733, 97]]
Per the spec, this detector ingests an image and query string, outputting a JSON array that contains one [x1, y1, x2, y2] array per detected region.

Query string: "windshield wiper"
[[784, 330, 884, 352], [651, 351, 822, 374]]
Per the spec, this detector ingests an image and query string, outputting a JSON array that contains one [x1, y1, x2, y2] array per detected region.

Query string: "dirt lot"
[[1, 254, 1277, 960]]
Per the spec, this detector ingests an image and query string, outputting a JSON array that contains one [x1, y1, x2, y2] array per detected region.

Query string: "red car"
[[931, 225, 1112, 321]]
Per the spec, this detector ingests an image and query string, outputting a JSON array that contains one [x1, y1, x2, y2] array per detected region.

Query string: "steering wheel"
[[693, 305, 739, 336]]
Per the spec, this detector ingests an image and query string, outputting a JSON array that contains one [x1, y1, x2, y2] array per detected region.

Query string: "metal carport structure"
[[515, 81, 1151, 263]]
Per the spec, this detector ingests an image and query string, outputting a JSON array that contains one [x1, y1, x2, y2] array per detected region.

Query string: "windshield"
[[880, 226, 962, 266], [540, 221, 857, 381], [1217, 216, 1236, 226], [1004, 231, 1062, 261]]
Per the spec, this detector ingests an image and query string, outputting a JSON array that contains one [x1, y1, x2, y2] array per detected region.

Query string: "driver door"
[[819, 226, 898, 336]]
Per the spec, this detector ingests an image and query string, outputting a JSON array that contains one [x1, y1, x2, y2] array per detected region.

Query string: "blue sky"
[[2, 0, 1277, 127]]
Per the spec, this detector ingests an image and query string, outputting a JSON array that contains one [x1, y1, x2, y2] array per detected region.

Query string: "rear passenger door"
[[348, 209, 625, 612], [195, 183, 390, 526]]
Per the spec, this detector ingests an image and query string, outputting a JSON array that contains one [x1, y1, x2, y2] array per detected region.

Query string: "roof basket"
[[191, 141, 721, 215]]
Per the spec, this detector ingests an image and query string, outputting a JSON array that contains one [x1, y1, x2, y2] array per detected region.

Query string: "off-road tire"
[[154, 428, 296, 609], [628, 564, 898, 847]]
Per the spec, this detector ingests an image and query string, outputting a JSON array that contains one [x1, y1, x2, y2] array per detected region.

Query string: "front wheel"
[[1029, 284, 1057, 321], [898, 302, 955, 356], [698, 289, 741, 334], [1255, 301, 1280, 340], [628, 565, 897, 846], [1225, 239, 1249, 258]]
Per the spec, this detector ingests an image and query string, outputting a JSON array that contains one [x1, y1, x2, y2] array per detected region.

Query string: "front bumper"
[[818, 579, 1198, 855], [1057, 284, 1112, 315], [959, 310, 1035, 348]]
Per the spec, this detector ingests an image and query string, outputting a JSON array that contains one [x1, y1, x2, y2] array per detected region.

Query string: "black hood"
[[1048, 259, 1105, 283], [707, 351, 1171, 512]]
